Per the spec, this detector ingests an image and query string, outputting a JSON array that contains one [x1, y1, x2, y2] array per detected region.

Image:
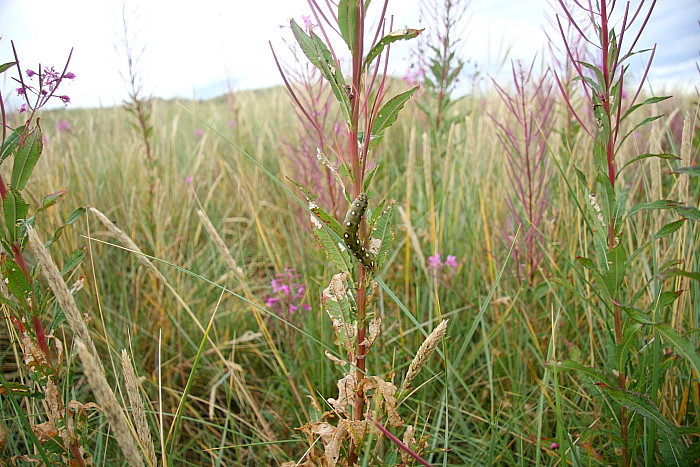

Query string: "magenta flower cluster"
[[265, 267, 311, 316], [427, 253, 459, 276], [16, 66, 75, 113]]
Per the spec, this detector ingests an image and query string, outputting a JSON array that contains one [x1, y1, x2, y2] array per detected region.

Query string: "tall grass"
[[1, 4, 698, 466]]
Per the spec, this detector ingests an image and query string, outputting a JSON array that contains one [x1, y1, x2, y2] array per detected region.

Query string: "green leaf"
[[601, 243, 626, 298], [60, 247, 87, 276], [618, 114, 664, 149], [617, 303, 655, 324], [672, 166, 700, 177], [577, 61, 605, 95], [596, 383, 691, 465], [627, 199, 680, 219], [618, 152, 679, 175], [656, 290, 682, 310], [370, 86, 418, 141], [290, 20, 352, 128], [1, 258, 32, 304], [1, 125, 24, 165], [364, 28, 423, 69], [675, 206, 700, 222], [595, 171, 617, 226], [363, 164, 380, 192], [45, 206, 87, 248], [0, 61, 17, 74], [370, 199, 395, 270], [654, 324, 700, 377], [620, 95, 671, 122], [653, 219, 685, 239], [3, 189, 29, 243], [338, 0, 357, 53], [36, 191, 67, 214], [552, 360, 612, 386], [668, 268, 700, 282], [615, 323, 641, 371], [576, 256, 595, 270], [11, 123, 43, 191]]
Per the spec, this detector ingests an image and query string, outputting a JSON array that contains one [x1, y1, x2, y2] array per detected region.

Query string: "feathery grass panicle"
[[401, 319, 448, 392], [77, 340, 144, 467], [26, 225, 101, 369], [121, 350, 157, 467], [89, 207, 160, 275], [196, 208, 244, 279]]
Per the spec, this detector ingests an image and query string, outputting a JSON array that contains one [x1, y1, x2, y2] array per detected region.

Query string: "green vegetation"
[[1, 1, 698, 465]]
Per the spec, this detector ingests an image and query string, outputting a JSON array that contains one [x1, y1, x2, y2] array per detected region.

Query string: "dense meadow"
[[1, 1, 699, 466]]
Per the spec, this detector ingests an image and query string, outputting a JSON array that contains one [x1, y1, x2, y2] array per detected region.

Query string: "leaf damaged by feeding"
[[322, 272, 357, 349]]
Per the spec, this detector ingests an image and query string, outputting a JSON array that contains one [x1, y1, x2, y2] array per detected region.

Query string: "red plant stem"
[[348, 2, 368, 464], [10, 242, 50, 359], [600, 2, 628, 465]]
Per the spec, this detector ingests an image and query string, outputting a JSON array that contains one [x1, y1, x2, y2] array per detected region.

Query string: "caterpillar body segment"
[[342, 192, 375, 270]]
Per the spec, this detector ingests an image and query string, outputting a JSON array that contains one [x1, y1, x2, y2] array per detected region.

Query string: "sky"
[[1, 0, 698, 109]]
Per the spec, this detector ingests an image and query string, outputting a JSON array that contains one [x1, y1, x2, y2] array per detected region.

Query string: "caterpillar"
[[342, 192, 375, 270]]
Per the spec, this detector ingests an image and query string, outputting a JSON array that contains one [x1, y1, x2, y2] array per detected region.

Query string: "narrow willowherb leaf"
[[337, 0, 357, 53], [618, 153, 679, 175], [3, 189, 28, 243], [601, 243, 626, 298], [290, 19, 352, 127], [11, 124, 42, 191], [672, 166, 700, 177], [364, 28, 423, 70], [653, 219, 685, 240], [370, 87, 419, 145], [653, 324, 700, 377], [44, 206, 87, 247], [0, 61, 16, 74], [595, 382, 692, 465], [0, 125, 24, 164], [35, 191, 67, 214]]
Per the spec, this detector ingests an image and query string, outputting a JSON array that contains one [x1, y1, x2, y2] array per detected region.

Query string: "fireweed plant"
[[553, 1, 699, 465], [490, 60, 554, 286], [271, 1, 448, 465], [0, 44, 95, 465], [410, 0, 474, 145]]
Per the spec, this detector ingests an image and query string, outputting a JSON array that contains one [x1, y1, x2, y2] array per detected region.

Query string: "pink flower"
[[18, 103, 27, 114], [184, 175, 193, 184], [59, 95, 70, 104], [26, 69, 36, 77], [63, 72, 76, 79], [549, 442, 559, 450], [56, 120, 72, 132], [427, 254, 442, 270], [445, 255, 458, 269], [193, 128, 204, 138]]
